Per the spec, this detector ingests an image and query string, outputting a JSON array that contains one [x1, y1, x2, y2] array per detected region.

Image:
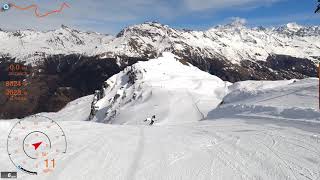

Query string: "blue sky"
[[0, 0, 319, 34], [169, 0, 320, 29]]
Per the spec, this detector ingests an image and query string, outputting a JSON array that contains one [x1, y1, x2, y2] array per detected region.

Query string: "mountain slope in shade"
[[209, 78, 320, 122]]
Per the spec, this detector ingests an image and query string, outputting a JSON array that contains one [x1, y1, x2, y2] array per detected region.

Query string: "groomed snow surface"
[[0, 53, 320, 180]]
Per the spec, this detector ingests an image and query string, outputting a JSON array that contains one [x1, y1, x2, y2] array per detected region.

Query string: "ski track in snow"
[[126, 126, 145, 180], [0, 117, 320, 179], [186, 90, 205, 121]]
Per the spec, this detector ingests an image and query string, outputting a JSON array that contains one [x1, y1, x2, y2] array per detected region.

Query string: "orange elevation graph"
[[1, 2, 70, 18]]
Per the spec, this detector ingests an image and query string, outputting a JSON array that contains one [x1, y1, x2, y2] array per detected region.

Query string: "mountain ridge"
[[0, 21, 318, 119], [0, 21, 319, 64]]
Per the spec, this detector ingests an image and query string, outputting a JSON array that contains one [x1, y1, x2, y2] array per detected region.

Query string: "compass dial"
[[7, 115, 67, 175]]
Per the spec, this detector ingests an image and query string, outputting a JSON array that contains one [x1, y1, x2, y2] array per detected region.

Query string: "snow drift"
[[208, 78, 320, 122], [92, 52, 228, 125]]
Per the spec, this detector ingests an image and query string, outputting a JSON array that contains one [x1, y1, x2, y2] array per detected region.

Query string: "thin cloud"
[[182, 0, 282, 11], [0, 0, 293, 33], [247, 13, 320, 27]]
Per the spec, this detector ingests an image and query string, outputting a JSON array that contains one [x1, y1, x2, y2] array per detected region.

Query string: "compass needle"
[[32, 142, 42, 150]]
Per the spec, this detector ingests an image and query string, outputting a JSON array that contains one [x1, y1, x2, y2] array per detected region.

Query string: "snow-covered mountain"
[[0, 22, 319, 119], [0, 21, 318, 81], [89, 52, 320, 125], [1, 52, 319, 180], [0, 25, 113, 64], [98, 22, 320, 63], [91, 52, 228, 124], [1, 22, 319, 64]]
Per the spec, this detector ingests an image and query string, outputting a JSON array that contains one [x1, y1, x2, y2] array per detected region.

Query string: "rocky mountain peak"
[[116, 21, 172, 38], [214, 18, 248, 31]]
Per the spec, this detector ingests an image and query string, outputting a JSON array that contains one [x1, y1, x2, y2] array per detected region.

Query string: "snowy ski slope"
[[0, 53, 319, 180]]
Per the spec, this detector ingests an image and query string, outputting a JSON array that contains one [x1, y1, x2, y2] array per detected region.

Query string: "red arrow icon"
[[32, 142, 42, 150]]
